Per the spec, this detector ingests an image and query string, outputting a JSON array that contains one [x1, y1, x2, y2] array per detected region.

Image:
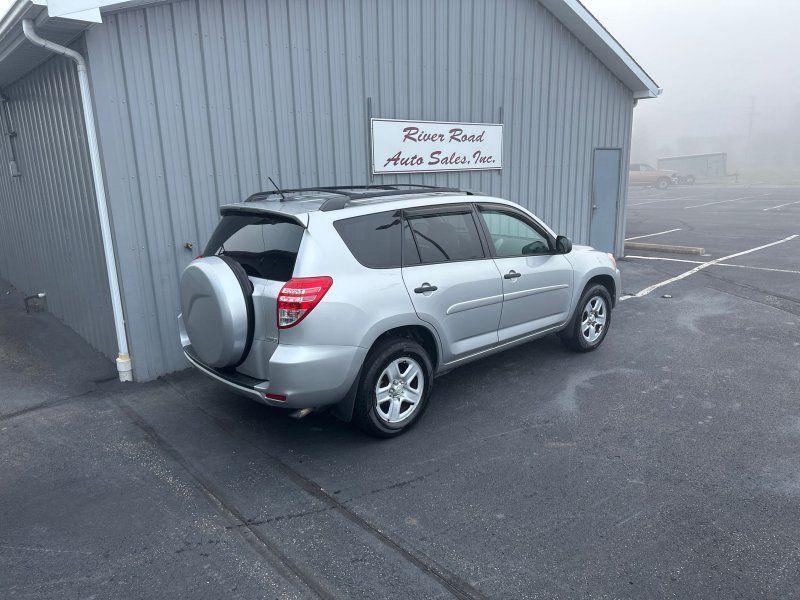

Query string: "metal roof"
[[0, 0, 660, 97]]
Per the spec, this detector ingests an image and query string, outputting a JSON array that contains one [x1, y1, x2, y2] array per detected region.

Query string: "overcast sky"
[[582, 0, 800, 166]]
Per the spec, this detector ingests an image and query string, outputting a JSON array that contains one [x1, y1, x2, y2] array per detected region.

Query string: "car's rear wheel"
[[656, 177, 670, 190], [560, 284, 613, 352], [353, 337, 433, 438]]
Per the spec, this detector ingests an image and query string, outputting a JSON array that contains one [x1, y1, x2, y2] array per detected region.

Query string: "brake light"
[[277, 276, 333, 328]]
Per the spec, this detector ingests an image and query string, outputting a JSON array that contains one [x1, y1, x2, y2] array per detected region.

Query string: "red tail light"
[[277, 276, 333, 329]]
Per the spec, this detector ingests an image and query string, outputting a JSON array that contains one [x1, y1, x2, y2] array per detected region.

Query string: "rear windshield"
[[203, 214, 304, 281]]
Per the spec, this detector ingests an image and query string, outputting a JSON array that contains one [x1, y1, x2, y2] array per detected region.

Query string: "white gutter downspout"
[[22, 18, 133, 382]]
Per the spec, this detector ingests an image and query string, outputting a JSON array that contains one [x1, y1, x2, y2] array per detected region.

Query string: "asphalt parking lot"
[[2, 184, 799, 599]]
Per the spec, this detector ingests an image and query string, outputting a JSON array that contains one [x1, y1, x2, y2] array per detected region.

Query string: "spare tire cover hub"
[[180, 256, 251, 367]]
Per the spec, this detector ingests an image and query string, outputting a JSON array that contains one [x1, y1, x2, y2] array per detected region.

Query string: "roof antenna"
[[268, 176, 286, 201]]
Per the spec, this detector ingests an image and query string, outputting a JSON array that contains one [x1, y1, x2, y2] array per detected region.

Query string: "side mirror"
[[556, 235, 572, 254]]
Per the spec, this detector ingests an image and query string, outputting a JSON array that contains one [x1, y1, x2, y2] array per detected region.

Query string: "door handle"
[[414, 283, 438, 294], [504, 271, 521, 280]]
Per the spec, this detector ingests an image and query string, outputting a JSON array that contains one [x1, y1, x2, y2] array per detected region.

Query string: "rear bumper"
[[182, 343, 366, 409], [183, 346, 273, 404]]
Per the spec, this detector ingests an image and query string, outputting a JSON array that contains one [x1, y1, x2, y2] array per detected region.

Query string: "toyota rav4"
[[178, 185, 620, 437]]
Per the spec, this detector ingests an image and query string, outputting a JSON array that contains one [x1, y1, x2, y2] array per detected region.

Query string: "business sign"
[[371, 119, 503, 175]]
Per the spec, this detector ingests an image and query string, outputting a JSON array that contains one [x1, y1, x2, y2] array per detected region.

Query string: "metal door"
[[589, 148, 622, 253]]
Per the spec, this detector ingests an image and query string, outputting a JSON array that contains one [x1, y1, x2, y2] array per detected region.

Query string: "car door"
[[401, 204, 502, 362], [475, 204, 573, 342]]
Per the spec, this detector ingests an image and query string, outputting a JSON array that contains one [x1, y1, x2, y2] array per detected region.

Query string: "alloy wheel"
[[581, 296, 607, 343], [374, 357, 425, 424]]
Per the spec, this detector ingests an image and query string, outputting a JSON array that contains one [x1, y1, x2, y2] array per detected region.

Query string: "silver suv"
[[178, 185, 620, 437]]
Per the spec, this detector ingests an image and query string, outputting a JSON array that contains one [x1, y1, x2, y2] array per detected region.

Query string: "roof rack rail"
[[319, 187, 469, 211], [243, 184, 473, 211]]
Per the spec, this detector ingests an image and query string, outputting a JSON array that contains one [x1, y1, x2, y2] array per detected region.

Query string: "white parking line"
[[621, 235, 799, 300], [631, 194, 712, 206], [626, 255, 800, 275], [684, 193, 771, 209], [625, 228, 682, 241], [762, 199, 800, 212]]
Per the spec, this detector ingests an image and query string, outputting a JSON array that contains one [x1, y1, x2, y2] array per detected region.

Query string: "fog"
[[583, 0, 800, 181]]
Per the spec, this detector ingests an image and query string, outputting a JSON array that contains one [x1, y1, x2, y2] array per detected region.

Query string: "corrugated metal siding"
[[85, 0, 634, 381], [0, 52, 117, 358]]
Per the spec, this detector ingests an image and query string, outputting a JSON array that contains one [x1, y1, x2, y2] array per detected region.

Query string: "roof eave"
[[538, 0, 661, 100], [0, 1, 96, 88], [634, 88, 663, 100]]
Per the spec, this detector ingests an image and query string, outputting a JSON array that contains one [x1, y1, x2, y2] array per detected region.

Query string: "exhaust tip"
[[289, 408, 314, 419]]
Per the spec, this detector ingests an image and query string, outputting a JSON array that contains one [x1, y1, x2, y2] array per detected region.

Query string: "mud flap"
[[330, 367, 362, 423]]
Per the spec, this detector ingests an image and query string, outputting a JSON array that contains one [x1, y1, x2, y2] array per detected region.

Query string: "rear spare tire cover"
[[180, 255, 254, 368]]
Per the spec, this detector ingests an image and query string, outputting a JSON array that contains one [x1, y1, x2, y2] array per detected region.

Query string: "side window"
[[478, 208, 551, 257], [333, 210, 402, 269], [402, 220, 421, 266], [405, 210, 484, 264]]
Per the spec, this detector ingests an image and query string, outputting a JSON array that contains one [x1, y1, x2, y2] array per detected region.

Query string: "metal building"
[[0, 0, 659, 381]]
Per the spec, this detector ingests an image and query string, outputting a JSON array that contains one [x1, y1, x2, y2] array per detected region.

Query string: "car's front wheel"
[[353, 337, 433, 438], [656, 177, 670, 190], [560, 284, 613, 352]]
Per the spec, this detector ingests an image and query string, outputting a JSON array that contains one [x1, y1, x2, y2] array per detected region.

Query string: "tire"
[[559, 284, 613, 353], [655, 177, 670, 190], [353, 337, 434, 438], [216, 255, 255, 367], [685, 175, 696, 185]]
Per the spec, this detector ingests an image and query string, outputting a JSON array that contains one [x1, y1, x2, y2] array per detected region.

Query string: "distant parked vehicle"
[[658, 153, 727, 182], [178, 185, 620, 437], [629, 163, 677, 189]]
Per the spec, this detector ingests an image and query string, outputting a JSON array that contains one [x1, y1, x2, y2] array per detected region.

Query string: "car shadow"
[[162, 333, 576, 449]]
